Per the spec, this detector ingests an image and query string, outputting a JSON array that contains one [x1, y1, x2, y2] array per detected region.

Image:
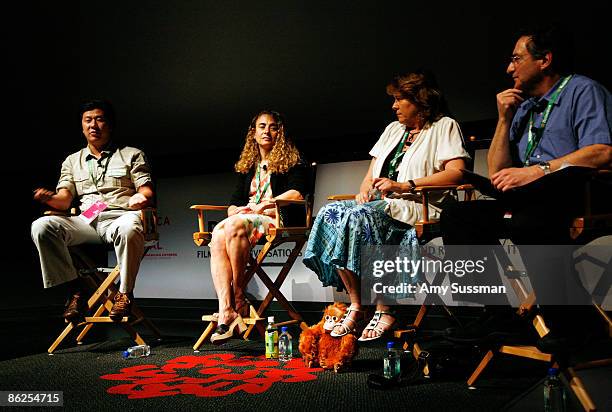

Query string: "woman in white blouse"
[[304, 72, 470, 341]]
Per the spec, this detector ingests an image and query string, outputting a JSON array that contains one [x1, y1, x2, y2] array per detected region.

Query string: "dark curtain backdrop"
[[5, 0, 610, 295]]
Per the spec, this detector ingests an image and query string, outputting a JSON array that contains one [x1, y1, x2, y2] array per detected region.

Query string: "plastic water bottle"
[[122, 344, 150, 359], [543, 367, 566, 412], [278, 326, 293, 362], [265, 316, 278, 359], [383, 341, 401, 380], [368, 188, 382, 201]]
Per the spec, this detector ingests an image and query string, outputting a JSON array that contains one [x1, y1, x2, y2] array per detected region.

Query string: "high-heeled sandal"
[[211, 298, 252, 322], [210, 314, 248, 345], [358, 310, 397, 342], [330, 306, 366, 337]]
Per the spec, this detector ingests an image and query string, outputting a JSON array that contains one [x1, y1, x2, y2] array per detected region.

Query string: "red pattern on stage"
[[100, 354, 322, 398]]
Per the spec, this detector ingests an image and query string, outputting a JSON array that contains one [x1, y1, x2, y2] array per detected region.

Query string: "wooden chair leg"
[[255, 241, 305, 313], [193, 321, 217, 351], [413, 342, 431, 377], [563, 367, 597, 412], [98, 294, 146, 346], [120, 324, 146, 346], [243, 306, 265, 340], [413, 304, 428, 328], [404, 270, 459, 333], [75, 302, 107, 343], [48, 273, 112, 352], [80, 295, 145, 347], [97, 271, 162, 339], [75, 272, 119, 327], [243, 324, 256, 340], [51, 242, 160, 352], [133, 308, 163, 340], [593, 303, 612, 338], [88, 267, 121, 308], [239, 241, 276, 340], [256, 267, 303, 321], [48, 322, 78, 354], [467, 349, 495, 386], [243, 239, 306, 339]]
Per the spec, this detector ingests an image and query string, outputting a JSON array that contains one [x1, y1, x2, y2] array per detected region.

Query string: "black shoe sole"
[[63, 313, 85, 323], [63, 305, 87, 323]]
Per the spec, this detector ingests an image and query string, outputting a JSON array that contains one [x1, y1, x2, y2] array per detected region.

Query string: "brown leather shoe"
[[109, 292, 132, 321], [63, 293, 87, 322]]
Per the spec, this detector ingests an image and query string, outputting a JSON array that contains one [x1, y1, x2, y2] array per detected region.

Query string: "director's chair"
[[47, 208, 162, 354], [191, 163, 316, 351], [466, 169, 612, 412]]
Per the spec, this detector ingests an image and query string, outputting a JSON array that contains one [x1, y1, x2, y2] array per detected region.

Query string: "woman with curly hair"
[[209, 110, 307, 344], [304, 72, 470, 342]]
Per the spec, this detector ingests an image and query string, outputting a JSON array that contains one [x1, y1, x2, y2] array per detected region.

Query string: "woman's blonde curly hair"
[[234, 110, 301, 174]]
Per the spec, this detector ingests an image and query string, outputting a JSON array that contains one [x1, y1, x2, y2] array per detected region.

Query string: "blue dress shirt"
[[510, 74, 612, 165]]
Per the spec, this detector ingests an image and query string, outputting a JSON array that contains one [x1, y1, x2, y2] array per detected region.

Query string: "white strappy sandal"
[[330, 306, 365, 337], [358, 310, 397, 342]]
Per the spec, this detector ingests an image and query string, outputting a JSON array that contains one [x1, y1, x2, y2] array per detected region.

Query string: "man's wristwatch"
[[537, 161, 551, 175]]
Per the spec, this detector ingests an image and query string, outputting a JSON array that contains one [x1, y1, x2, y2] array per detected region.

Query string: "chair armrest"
[[44, 210, 69, 216], [190, 205, 230, 211], [329, 185, 474, 202], [455, 184, 475, 191], [273, 199, 306, 206], [190, 204, 229, 246], [271, 199, 310, 228], [571, 168, 612, 240], [387, 184, 476, 225], [416, 184, 474, 192], [44, 207, 77, 216], [414, 184, 461, 191], [388, 184, 474, 198], [140, 207, 159, 241], [327, 194, 356, 201]]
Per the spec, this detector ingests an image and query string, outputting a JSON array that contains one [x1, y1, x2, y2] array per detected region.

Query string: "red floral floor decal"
[[101, 354, 323, 398]]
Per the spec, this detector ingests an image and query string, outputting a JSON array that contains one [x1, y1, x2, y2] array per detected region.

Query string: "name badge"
[[78, 200, 108, 224]]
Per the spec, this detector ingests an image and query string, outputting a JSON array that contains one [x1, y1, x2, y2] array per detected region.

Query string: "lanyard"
[[386, 129, 421, 178], [254, 163, 271, 204], [386, 131, 408, 178], [524, 75, 572, 165], [87, 154, 111, 189]]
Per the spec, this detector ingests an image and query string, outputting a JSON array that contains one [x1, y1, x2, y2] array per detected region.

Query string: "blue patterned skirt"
[[303, 200, 420, 293]]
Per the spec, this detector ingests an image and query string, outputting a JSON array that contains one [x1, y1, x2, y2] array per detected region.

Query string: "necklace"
[[402, 129, 421, 151]]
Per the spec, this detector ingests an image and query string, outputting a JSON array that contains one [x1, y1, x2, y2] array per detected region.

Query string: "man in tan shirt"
[[31, 100, 155, 321]]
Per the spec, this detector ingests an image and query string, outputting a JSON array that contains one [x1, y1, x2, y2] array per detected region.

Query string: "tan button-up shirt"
[[56, 144, 152, 212]]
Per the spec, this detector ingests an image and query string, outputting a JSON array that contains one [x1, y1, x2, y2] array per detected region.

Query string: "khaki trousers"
[[31, 210, 144, 293]]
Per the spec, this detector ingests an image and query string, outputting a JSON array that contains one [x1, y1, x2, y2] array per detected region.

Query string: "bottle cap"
[[268, 316, 275, 323], [387, 342, 394, 349], [547, 367, 559, 375], [122, 351, 129, 358], [281, 326, 288, 332]]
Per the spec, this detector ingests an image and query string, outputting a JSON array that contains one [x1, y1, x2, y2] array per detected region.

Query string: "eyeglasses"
[[509, 54, 525, 65], [509, 53, 538, 66]]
